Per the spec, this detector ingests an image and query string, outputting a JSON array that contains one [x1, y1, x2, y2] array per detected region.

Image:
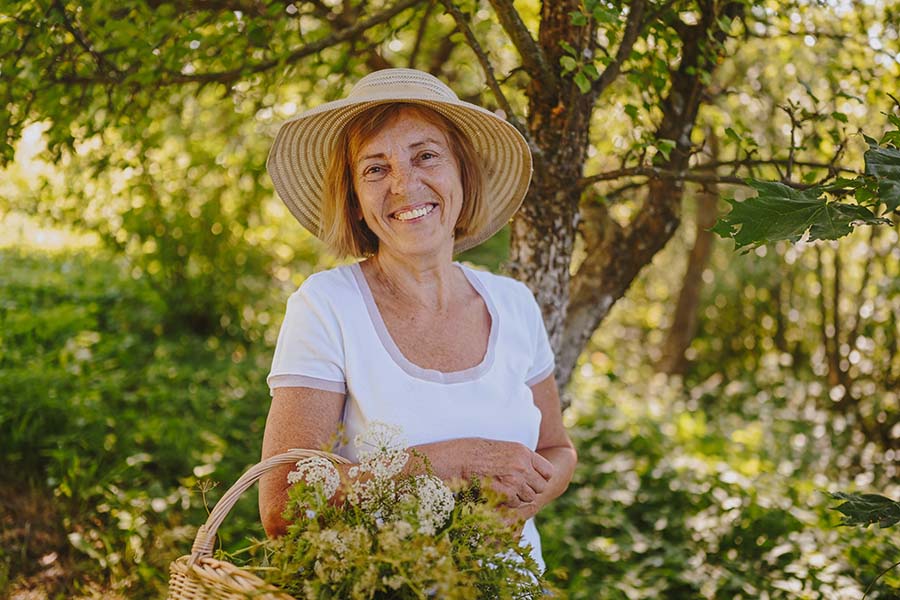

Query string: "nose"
[[388, 164, 412, 196]]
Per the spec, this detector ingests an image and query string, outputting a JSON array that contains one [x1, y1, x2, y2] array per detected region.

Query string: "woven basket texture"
[[166, 449, 349, 600]]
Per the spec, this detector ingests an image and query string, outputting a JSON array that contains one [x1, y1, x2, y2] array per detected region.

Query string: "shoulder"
[[283, 264, 361, 322], [291, 263, 359, 302], [460, 264, 536, 311]]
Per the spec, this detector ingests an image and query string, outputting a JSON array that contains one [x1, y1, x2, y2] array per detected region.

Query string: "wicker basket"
[[167, 448, 350, 600]]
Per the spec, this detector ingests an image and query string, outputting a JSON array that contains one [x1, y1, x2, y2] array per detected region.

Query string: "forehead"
[[356, 107, 451, 153]]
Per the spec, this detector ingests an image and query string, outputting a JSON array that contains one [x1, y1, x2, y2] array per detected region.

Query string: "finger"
[[531, 452, 555, 480], [524, 469, 549, 495], [490, 481, 523, 507], [516, 486, 536, 503]]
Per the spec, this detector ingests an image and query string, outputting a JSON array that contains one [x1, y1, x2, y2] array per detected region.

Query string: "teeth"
[[394, 204, 434, 221]]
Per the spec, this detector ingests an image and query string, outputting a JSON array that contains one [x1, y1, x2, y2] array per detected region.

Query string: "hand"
[[463, 439, 555, 511]]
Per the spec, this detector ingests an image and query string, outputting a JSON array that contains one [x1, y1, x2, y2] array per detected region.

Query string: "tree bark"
[[507, 0, 596, 357]]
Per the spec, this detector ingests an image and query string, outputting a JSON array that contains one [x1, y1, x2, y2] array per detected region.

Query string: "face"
[[352, 108, 463, 261]]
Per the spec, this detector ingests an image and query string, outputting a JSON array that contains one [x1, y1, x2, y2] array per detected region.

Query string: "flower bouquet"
[[255, 422, 551, 599]]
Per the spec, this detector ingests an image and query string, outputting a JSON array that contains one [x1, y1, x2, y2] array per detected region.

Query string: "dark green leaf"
[[831, 111, 848, 123], [713, 180, 891, 251], [247, 25, 268, 48], [560, 56, 577, 73], [864, 142, 900, 212], [829, 492, 900, 529], [724, 127, 741, 143], [624, 104, 639, 120], [820, 177, 866, 193]]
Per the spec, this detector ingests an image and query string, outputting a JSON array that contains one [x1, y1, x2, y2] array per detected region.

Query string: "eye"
[[418, 151, 437, 162], [362, 164, 386, 179]]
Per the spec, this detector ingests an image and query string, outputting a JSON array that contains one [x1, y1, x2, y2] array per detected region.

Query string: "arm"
[[259, 386, 346, 537], [260, 386, 554, 537], [505, 373, 578, 524]]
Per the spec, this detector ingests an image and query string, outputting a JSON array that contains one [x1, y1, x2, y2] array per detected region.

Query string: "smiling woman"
[[259, 68, 577, 573], [320, 103, 487, 260]]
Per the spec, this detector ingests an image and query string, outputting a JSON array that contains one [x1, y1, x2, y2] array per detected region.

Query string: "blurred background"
[[1, 0, 899, 598]]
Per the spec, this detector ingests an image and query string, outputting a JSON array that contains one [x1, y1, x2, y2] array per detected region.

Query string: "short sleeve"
[[523, 287, 555, 386], [267, 283, 347, 396]]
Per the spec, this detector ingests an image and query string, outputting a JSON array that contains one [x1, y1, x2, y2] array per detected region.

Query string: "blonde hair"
[[320, 103, 487, 258]]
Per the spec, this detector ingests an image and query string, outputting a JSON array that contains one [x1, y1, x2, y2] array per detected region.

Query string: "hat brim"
[[266, 94, 533, 255]]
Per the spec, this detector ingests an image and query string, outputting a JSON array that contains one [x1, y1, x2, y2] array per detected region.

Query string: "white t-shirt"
[[267, 261, 556, 571]]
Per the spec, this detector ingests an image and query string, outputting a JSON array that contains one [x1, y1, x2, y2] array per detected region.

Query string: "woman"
[[259, 68, 576, 572]]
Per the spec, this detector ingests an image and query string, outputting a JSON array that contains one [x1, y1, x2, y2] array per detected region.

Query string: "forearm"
[[534, 445, 577, 511]]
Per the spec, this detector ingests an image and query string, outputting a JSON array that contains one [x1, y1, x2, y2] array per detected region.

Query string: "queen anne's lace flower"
[[287, 456, 340, 499], [413, 475, 455, 535], [354, 421, 409, 479]]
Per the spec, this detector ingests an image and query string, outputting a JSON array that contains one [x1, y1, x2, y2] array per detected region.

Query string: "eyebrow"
[[358, 137, 445, 163]]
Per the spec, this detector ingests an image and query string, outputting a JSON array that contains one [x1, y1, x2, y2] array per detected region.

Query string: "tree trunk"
[[657, 179, 719, 374], [507, 0, 598, 356], [556, 2, 744, 390]]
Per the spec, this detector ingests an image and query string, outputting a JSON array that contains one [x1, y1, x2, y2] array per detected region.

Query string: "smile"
[[391, 203, 437, 221]]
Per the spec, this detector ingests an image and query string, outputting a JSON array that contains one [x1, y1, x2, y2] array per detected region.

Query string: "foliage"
[[255, 424, 548, 599], [0, 246, 273, 597], [830, 493, 900, 530], [3, 241, 899, 597], [712, 126, 900, 252], [539, 364, 900, 599]]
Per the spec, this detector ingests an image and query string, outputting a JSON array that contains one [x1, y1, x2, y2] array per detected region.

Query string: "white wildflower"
[[355, 421, 409, 480], [287, 456, 340, 499], [413, 475, 455, 535], [393, 519, 414, 539]]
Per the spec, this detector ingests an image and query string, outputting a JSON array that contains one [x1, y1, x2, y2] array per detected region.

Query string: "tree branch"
[[52, 0, 122, 79], [408, 0, 436, 69], [437, 0, 530, 141], [592, 0, 645, 95], [578, 166, 748, 188], [54, 0, 423, 87], [485, 0, 558, 94], [579, 157, 862, 190]]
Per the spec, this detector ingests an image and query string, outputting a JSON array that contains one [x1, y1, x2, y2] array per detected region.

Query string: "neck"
[[367, 248, 458, 311]]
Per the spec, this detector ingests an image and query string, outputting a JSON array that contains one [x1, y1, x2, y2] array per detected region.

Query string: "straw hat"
[[266, 68, 533, 254]]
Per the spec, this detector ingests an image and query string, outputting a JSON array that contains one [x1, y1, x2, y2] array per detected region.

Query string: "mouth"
[[390, 203, 438, 222]]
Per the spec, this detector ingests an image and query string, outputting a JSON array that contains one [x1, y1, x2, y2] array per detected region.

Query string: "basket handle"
[[188, 448, 350, 566]]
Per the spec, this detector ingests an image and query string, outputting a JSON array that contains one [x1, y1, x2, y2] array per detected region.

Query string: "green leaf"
[[569, 11, 588, 26], [712, 180, 891, 251], [624, 104, 639, 120], [583, 64, 600, 81], [886, 113, 900, 130], [802, 171, 819, 184], [559, 41, 577, 56], [247, 25, 268, 48], [829, 492, 900, 529], [820, 177, 865, 193], [724, 127, 741, 143], [655, 139, 676, 161], [573, 71, 591, 94], [881, 130, 900, 148], [864, 141, 900, 212], [831, 111, 848, 123], [560, 56, 577, 73]]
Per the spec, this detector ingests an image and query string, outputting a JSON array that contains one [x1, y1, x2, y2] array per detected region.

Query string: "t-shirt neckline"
[[349, 261, 498, 384]]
